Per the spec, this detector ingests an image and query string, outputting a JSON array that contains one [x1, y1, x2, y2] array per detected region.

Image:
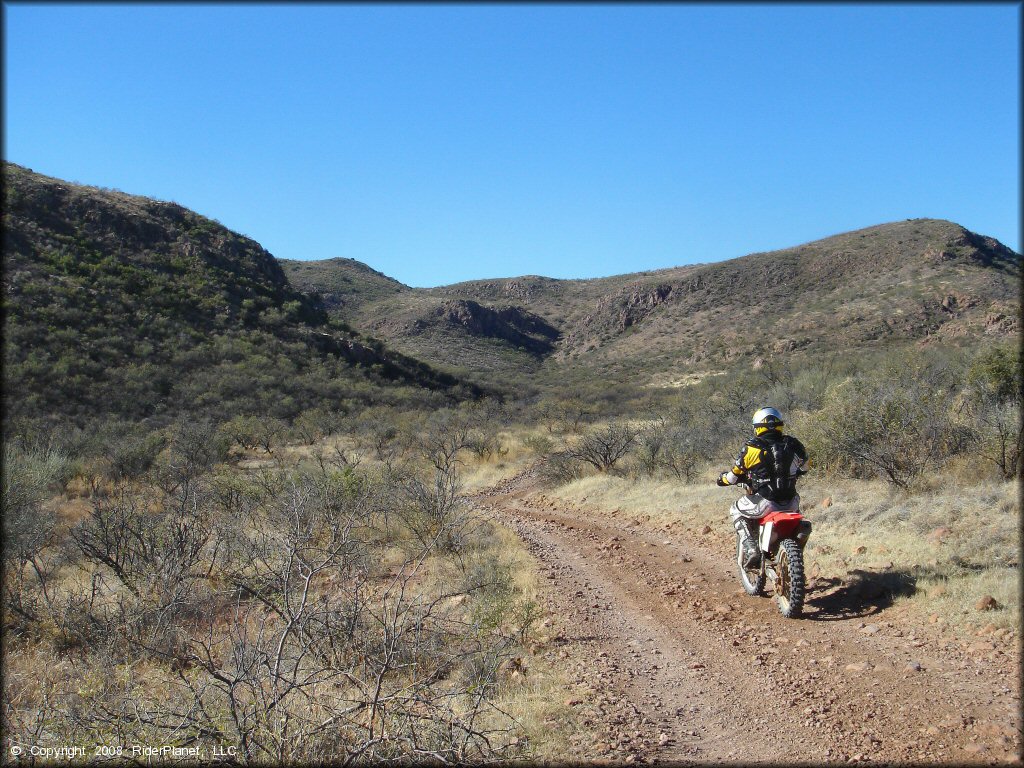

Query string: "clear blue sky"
[[4, 3, 1020, 287]]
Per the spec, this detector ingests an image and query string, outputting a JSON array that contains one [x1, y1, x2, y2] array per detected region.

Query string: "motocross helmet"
[[752, 406, 784, 435]]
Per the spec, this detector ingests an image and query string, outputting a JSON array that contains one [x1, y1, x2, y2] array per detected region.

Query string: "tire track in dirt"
[[473, 470, 1021, 764]]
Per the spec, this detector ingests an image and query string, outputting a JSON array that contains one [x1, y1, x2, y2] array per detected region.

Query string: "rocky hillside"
[[280, 256, 408, 320], [1, 163, 475, 424], [293, 219, 1020, 389], [6, 161, 1017, 415]]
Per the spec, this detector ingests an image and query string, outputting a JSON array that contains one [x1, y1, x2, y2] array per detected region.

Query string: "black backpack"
[[749, 435, 798, 501]]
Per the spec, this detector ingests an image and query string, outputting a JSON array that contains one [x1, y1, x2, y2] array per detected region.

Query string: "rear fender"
[[759, 511, 804, 553]]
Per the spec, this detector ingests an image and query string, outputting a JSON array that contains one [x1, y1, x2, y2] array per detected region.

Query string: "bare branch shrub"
[[563, 422, 639, 473], [537, 451, 587, 486], [522, 433, 554, 456], [5, 415, 533, 764], [465, 430, 508, 461], [538, 398, 595, 435], [633, 419, 709, 482]]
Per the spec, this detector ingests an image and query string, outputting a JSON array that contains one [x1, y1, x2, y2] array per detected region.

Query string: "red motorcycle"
[[737, 498, 813, 618]]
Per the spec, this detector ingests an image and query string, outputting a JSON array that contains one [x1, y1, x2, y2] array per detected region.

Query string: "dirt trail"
[[473, 469, 1020, 765]]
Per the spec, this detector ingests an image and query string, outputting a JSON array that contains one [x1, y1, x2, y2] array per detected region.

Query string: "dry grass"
[[542, 472, 1020, 631], [460, 432, 537, 494], [484, 521, 593, 761]]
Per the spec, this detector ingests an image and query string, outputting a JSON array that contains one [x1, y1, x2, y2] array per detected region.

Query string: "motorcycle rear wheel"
[[775, 538, 806, 618], [737, 536, 765, 595]]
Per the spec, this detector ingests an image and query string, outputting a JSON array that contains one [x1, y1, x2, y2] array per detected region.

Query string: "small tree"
[[564, 422, 639, 473]]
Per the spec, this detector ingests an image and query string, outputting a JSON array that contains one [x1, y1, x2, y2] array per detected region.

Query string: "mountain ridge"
[[286, 217, 1019, 387], [4, 161, 1019, 411]]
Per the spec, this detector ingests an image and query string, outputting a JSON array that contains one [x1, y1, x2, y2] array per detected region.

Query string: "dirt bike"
[[735, 486, 813, 618]]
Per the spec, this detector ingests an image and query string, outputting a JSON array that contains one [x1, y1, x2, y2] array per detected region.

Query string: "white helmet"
[[752, 406, 784, 435]]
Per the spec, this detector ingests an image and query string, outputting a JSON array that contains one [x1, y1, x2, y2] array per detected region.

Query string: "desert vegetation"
[[2, 404, 578, 763]]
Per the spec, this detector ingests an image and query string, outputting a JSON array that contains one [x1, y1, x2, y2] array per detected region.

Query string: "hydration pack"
[[749, 435, 798, 501]]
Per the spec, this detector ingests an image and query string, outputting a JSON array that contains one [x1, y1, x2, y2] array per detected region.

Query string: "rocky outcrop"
[[427, 299, 561, 355], [560, 282, 678, 353]]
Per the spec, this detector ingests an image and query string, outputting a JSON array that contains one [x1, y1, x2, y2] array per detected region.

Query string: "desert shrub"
[[2, 403, 541, 764], [633, 419, 711, 482], [966, 399, 1021, 480], [523, 433, 554, 456], [351, 406, 411, 469], [466, 429, 507, 461], [537, 397, 596, 435], [399, 464, 469, 553], [70, 483, 214, 614], [751, 353, 856, 414], [806, 365, 963, 488], [2, 443, 69, 530], [966, 344, 1021, 403], [157, 419, 230, 485], [95, 421, 167, 484], [538, 451, 588, 486], [291, 406, 346, 444], [220, 413, 262, 451], [563, 422, 639, 473], [962, 344, 1022, 479], [2, 442, 70, 626]]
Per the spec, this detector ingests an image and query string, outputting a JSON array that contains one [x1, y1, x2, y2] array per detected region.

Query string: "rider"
[[716, 407, 809, 567]]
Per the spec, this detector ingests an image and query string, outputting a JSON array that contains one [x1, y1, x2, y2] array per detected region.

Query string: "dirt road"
[[472, 469, 1020, 765]]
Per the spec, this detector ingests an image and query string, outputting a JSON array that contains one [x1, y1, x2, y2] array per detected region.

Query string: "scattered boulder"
[[975, 595, 999, 612]]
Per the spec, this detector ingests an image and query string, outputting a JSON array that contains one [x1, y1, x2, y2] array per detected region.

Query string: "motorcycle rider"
[[716, 407, 809, 568]]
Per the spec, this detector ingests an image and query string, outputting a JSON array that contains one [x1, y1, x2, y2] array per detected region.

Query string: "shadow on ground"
[[804, 568, 918, 621]]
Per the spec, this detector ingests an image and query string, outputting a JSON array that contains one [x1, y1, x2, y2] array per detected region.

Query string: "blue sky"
[[4, 3, 1020, 287]]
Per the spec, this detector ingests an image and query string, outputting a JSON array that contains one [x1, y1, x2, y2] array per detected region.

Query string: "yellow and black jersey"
[[724, 432, 809, 501]]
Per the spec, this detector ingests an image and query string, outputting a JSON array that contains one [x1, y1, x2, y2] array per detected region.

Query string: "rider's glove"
[[716, 474, 729, 486]]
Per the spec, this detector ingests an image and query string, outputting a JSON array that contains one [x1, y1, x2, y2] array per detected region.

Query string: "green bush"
[[805, 365, 963, 488]]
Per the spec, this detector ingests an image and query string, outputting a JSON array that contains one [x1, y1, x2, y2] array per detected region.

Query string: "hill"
[[5, 161, 1017, 418], [1, 163, 477, 426], [279, 256, 409, 320], [289, 220, 1020, 391]]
